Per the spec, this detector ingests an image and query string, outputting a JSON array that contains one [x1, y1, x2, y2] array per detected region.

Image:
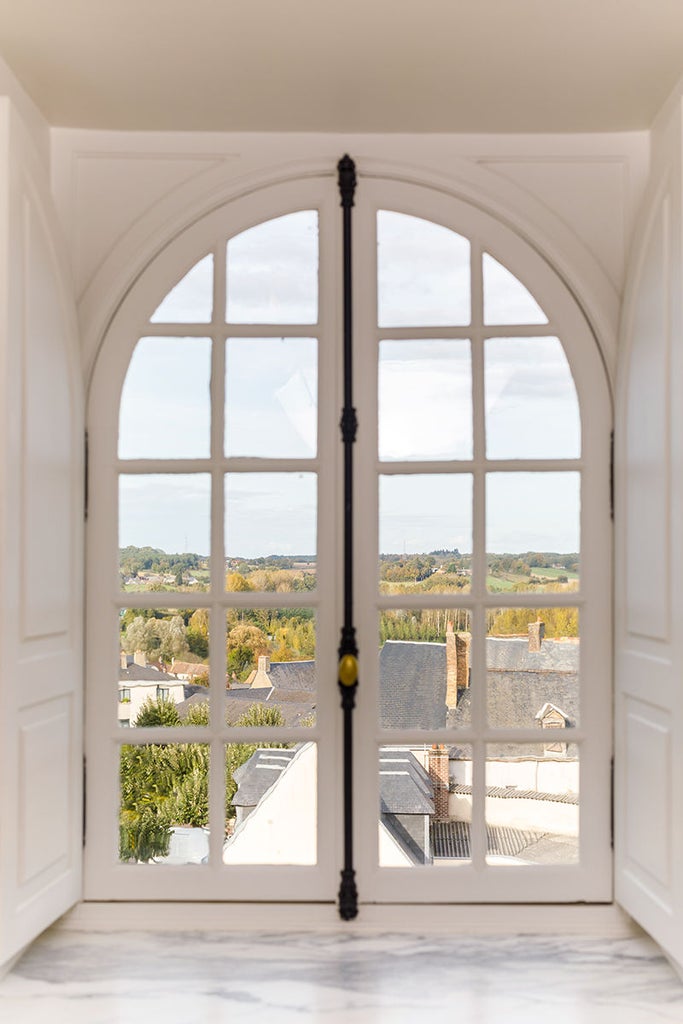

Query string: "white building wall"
[[223, 743, 317, 866]]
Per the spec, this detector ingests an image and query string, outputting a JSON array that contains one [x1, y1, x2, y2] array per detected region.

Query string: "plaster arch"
[[79, 151, 619, 390]]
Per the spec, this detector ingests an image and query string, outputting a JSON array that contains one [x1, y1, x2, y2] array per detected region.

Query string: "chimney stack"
[[120, 651, 129, 670], [528, 619, 545, 652], [445, 622, 458, 708], [428, 744, 450, 822], [133, 649, 147, 667], [456, 633, 470, 690], [250, 655, 271, 689]]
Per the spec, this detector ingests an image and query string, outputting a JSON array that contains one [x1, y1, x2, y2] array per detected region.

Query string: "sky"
[[118, 210, 581, 558]]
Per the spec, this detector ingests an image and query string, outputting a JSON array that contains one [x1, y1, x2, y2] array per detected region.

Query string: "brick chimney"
[[445, 622, 458, 708], [428, 744, 450, 822], [120, 651, 129, 670], [456, 632, 470, 690], [133, 649, 147, 667], [528, 619, 545, 652]]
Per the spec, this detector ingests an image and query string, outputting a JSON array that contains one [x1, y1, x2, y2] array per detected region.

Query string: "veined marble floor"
[[1, 928, 683, 1023]]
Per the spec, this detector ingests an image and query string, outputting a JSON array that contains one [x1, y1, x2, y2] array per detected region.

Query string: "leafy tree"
[[119, 743, 173, 862], [226, 572, 253, 592], [227, 623, 269, 679], [122, 616, 160, 657], [134, 697, 181, 728], [185, 701, 210, 726], [236, 704, 285, 728], [157, 615, 190, 664], [186, 608, 210, 659]]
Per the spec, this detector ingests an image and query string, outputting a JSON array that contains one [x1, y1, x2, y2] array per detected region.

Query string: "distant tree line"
[[120, 545, 205, 579]]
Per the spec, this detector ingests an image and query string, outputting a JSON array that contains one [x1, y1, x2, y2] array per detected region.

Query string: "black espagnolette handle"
[[337, 155, 359, 921]]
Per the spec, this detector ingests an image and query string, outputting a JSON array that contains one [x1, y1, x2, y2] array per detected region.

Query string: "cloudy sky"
[[118, 210, 581, 559]]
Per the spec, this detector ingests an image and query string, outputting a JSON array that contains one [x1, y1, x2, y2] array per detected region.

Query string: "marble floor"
[[2, 927, 683, 1023]]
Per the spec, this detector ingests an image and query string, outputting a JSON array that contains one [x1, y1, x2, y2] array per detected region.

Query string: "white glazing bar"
[[210, 241, 228, 862], [470, 241, 487, 871], [376, 459, 583, 475]]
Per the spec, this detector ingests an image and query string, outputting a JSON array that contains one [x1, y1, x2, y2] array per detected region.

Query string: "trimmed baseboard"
[[56, 900, 641, 937]]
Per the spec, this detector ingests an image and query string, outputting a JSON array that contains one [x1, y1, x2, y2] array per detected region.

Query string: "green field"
[[529, 566, 579, 580]]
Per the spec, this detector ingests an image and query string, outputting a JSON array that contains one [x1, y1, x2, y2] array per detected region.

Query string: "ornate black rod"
[[337, 154, 359, 921]]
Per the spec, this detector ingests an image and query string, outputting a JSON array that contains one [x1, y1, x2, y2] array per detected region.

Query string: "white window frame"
[[353, 178, 613, 903], [85, 172, 612, 905]]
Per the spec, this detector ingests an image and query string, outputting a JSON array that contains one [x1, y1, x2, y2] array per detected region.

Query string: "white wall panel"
[[48, 129, 647, 385], [480, 158, 629, 291], [624, 699, 671, 890], [0, 98, 83, 971], [21, 194, 72, 641], [72, 154, 224, 297], [624, 193, 670, 642], [615, 91, 683, 974], [19, 698, 71, 884]]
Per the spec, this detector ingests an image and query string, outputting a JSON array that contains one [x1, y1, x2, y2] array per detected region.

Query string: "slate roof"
[[451, 783, 579, 805], [379, 642, 447, 729], [225, 696, 315, 728], [269, 661, 316, 692], [231, 747, 301, 807], [378, 636, 579, 739], [486, 637, 578, 673], [119, 663, 174, 683], [173, 693, 209, 719], [174, 693, 316, 728], [379, 749, 435, 815], [430, 821, 547, 859]]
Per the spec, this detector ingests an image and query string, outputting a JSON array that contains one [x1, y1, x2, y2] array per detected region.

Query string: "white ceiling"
[[0, 0, 682, 132]]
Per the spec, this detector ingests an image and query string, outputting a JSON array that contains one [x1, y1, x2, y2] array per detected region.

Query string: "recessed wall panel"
[[18, 700, 71, 884], [625, 195, 670, 642], [624, 699, 671, 889], [20, 196, 72, 640]]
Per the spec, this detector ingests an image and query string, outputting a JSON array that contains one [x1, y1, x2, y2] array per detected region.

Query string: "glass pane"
[[119, 743, 210, 865], [119, 337, 211, 459], [225, 473, 316, 586], [485, 337, 580, 459], [378, 340, 472, 461], [485, 745, 579, 865], [379, 475, 472, 594], [226, 607, 316, 727], [119, 474, 211, 592], [377, 211, 470, 327], [226, 211, 318, 324], [483, 253, 548, 325], [486, 607, 580, 729], [379, 609, 471, 729], [486, 472, 580, 593], [225, 338, 317, 458], [378, 744, 473, 866], [224, 741, 317, 864], [119, 608, 210, 728], [150, 254, 213, 323]]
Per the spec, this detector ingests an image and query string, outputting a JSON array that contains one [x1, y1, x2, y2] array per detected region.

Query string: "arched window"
[[85, 175, 611, 904]]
